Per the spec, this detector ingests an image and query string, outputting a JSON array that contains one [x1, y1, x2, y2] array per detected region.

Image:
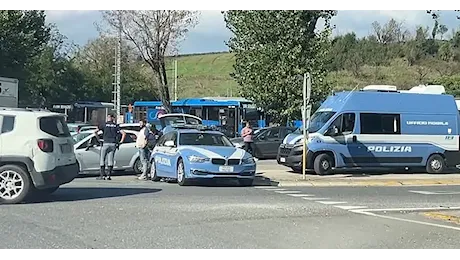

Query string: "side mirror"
[[164, 140, 175, 147]]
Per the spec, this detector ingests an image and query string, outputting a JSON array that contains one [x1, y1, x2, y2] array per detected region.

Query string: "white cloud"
[[45, 10, 460, 53], [45, 10, 97, 22]]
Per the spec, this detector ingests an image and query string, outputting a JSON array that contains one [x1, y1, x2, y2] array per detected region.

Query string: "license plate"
[[60, 144, 72, 153], [219, 166, 234, 172], [280, 157, 286, 163]]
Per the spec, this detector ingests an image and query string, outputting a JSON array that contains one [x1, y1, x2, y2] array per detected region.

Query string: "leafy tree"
[[0, 10, 51, 103], [224, 10, 336, 123], [101, 10, 199, 113], [438, 24, 448, 40]]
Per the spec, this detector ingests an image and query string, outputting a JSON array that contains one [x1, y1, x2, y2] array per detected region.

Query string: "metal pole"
[[174, 59, 178, 101], [302, 73, 307, 180], [116, 13, 122, 118]]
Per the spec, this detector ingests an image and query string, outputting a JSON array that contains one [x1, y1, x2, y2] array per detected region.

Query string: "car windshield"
[[179, 133, 233, 147], [160, 115, 202, 127], [293, 111, 336, 134], [72, 132, 93, 143]]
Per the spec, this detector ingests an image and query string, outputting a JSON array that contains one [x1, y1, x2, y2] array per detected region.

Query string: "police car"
[[149, 124, 257, 186]]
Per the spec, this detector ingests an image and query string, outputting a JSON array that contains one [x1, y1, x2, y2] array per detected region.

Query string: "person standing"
[[241, 121, 255, 156], [136, 119, 150, 180], [95, 114, 126, 180]]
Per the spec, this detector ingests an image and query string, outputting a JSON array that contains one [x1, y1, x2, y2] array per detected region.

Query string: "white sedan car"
[[73, 130, 143, 174]]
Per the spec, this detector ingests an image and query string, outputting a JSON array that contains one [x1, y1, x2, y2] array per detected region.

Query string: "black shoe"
[[106, 176, 112, 180], [96, 176, 105, 180]]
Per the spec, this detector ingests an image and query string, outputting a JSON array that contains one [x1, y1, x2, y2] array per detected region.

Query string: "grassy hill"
[[163, 52, 458, 99], [165, 52, 239, 99]]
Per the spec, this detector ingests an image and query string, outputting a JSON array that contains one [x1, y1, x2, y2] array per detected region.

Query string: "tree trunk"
[[159, 58, 172, 112]]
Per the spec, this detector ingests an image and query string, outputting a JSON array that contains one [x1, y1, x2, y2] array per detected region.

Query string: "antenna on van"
[[342, 84, 359, 101]]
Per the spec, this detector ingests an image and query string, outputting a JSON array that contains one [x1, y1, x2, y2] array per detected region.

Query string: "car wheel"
[[134, 158, 142, 174], [150, 159, 161, 182], [177, 159, 189, 186], [0, 165, 31, 204], [426, 154, 445, 174], [238, 179, 254, 187], [291, 167, 302, 173], [313, 153, 333, 175]]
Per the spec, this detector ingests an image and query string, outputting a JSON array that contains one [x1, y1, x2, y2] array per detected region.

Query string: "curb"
[[270, 179, 460, 187], [422, 212, 460, 225]]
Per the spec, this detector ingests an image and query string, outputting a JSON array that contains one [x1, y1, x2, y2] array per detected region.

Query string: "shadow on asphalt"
[[25, 187, 162, 204], [76, 171, 137, 179]]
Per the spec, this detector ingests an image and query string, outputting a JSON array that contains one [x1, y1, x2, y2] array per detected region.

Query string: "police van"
[[277, 85, 460, 175]]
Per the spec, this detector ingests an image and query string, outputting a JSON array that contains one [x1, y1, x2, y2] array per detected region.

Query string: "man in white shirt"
[[136, 119, 150, 180]]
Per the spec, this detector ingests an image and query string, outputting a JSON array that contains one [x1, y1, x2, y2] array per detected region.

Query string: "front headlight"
[[188, 155, 210, 163], [242, 157, 256, 164]]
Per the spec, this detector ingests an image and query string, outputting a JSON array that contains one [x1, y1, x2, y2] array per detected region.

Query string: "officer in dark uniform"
[[95, 113, 126, 180]]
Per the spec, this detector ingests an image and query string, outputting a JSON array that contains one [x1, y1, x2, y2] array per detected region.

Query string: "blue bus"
[[133, 97, 267, 138], [278, 87, 460, 175]]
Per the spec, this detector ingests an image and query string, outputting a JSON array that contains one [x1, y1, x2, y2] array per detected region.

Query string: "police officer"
[[95, 114, 126, 180]]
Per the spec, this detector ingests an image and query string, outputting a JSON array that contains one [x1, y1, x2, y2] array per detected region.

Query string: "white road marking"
[[351, 206, 460, 213], [268, 188, 287, 191], [303, 197, 330, 201], [254, 186, 279, 189], [274, 190, 302, 194], [353, 210, 460, 232], [409, 190, 460, 195], [318, 201, 347, 205], [335, 205, 368, 210], [287, 194, 315, 197]]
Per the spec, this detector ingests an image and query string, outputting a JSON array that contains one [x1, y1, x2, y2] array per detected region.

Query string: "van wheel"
[[314, 153, 333, 175], [426, 154, 445, 174], [0, 165, 31, 204]]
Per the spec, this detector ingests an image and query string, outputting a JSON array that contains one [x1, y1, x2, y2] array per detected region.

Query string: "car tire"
[[313, 153, 333, 176], [0, 164, 32, 204], [238, 179, 254, 187], [291, 167, 302, 173], [133, 158, 142, 174], [150, 159, 161, 182], [426, 154, 445, 174], [177, 159, 189, 186]]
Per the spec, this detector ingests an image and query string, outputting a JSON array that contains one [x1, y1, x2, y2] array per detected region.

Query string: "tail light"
[[37, 139, 54, 153]]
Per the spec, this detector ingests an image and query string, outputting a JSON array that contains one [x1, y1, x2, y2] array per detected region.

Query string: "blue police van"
[[277, 86, 460, 175]]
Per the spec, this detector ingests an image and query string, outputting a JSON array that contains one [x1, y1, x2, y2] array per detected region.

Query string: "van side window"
[[328, 113, 355, 135], [360, 113, 401, 134]]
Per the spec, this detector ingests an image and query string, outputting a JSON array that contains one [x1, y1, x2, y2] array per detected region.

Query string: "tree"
[[224, 10, 337, 123], [0, 10, 51, 103], [371, 19, 407, 44], [101, 10, 199, 112], [438, 24, 448, 40]]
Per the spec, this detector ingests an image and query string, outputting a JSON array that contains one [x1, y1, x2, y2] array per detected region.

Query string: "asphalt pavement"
[[2, 174, 460, 249]]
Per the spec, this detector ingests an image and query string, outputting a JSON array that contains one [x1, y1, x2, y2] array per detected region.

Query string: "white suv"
[[0, 107, 79, 204]]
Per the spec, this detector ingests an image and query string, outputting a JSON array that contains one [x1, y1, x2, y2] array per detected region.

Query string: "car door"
[[113, 132, 137, 170], [322, 113, 358, 167], [161, 131, 179, 177], [254, 128, 282, 158], [153, 132, 175, 177], [75, 134, 101, 172]]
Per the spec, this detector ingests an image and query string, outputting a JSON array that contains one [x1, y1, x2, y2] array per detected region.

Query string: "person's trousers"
[[244, 142, 255, 155], [100, 143, 117, 167], [138, 147, 149, 178]]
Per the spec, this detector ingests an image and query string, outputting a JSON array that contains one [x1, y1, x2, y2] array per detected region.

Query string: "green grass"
[[164, 52, 239, 98], [161, 53, 452, 98]]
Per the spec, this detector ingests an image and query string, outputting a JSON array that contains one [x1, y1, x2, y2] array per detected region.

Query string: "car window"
[[123, 133, 136, 143], [39, 116, 71, 137], [157, 132, 173, 146], [284, 128, 295, 136], [1, 116, 15, 134], [73, 132, 92, 143], [179, 133, 233, 146]]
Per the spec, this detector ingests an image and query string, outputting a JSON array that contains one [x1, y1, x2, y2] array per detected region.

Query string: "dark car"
[[230, 126, 296, 159]]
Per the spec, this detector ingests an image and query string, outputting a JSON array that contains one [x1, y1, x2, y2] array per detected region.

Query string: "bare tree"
[[372, 19, 407, 44], [101, 10, 199, 112]]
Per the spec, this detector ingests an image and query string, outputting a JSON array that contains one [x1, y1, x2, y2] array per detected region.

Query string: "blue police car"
[[149, 124, 257, 186]]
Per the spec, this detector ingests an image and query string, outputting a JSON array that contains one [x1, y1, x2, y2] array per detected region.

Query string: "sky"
[[45, 10, 460, 55]]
